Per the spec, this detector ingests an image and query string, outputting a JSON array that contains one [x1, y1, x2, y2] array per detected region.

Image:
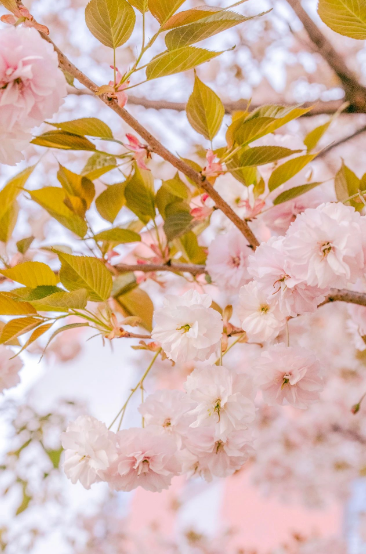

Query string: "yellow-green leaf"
[[57, 165, 95, 211], [30, 289, 89, 312], [164, 211, 193, 241], [273, 182, 322, 205], [16, 237, 34, 255], [162, 6, 221, 30], [179, 231, 206, 264], [12, 286, 62, 301], [146, 46, 223, 80], [268, 154, 317, 191], [335, 161, 362, 210], [56, 252, 113, 302], [148, 0, 186, 24], [162, 174, 189, 199], [0, 261, 58, 287], [128, 0, 149, 12], [85, 0, 136, 48], [303, 121, 332, 152], [0, 0, 18, 10], [0, 317, 43, 345], [233, 116, 276, 146], [117, 287, 153, 330], [318, 0, 366, 39], [48, 118, 113, 139], [31, 131, 96, 151], [93, 228, 141, 243], [233, 146, 302, 168], [124, 167, 155, 223], [0, 166, 34, 221], [0, 292, 37, 316], [95, 181, 127, 223], [186, 75, 224, 141], [0, 201, 18, 243], [14, 323, 54, 357], [82, 152, 117, 180], [28, 187, 88, 238], [40, 323, 90, 360]]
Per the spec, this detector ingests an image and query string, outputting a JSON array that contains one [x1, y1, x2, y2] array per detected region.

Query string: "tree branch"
[[322, 289, 366, 307], [285, 0, 366, 112], [114, 262, 207, 276], [317, 125, 366, 158], [42, 34, 259, 248]]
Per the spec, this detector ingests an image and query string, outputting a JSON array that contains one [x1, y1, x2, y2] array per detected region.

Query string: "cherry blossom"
[[237, 280, 286, 342], [215, 178, 265, 220], [206, 228, 252, 292], [61, 416, 117, 489], [0, 124, 31, 165], [0, 345, 23, 393], [0, 6, 49, 34], [104, 427, 181, 492], [108, 65, 128, 108], [151, 290, 223, 363], [202, 150, 223, 183], [253, 343, 324, 409], [346, 304, 366, 351], [185, 365, 255, 437], [125, 134, 150, 170]]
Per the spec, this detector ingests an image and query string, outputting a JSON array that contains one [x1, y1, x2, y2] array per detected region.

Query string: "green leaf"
[[95, 181, 127, 223], [0, 317, 43, 345], [303, 121, 332, 152], [164, 211, 193, 241], [124, 167, 155, 223], [46, 448, 63, 469], [85, 0, 136, 48], [30, 289, 89, 312], [111, 272, 137, 296], [186, 75, 224, 141], [179, 231, 206, 264], [48, 118, 113, 139], [335, 161, 362, 210], [15, 486, 32, 516], [318, 0, 366, 39], [57, 165, 95, 213], [82, 153, 117, 180], [56, 252, 113, 302], [16, 237, 34, 255], [268, 154, 317, 191], [148, 0, 186, 24], [0, 261, 58, 287], [273, 182, 322, 205], [28, 187, 88, 238], [128, 0, 149, 12], [146, 46, 223, 80], [162, 174, 189, 199], [165, 10, 258, 50], [12, 286, 62, 301], [116, 287, 153, 330], [233, 146, 302, 167], [93, 228, 141, 244], [41, 323, 89, 359], [0, 292, 37, 316], [31, 131, 96, 151]]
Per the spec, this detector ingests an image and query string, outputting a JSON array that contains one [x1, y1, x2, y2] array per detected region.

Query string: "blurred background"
[[1, 0, 366, 552]]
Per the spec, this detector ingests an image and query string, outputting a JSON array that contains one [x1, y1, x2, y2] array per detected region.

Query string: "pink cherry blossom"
[[104, 427, 181, 492], [248, 236, 327, 317], [151, 290, 223, 363], [61, 416, 117, 490], [0, 124, 31, 165], [185, 365, 255, 437], [346, 304, 366, 351], [284, 202, 365, 288], [202, 150, 223, 183], [125, 133, 150, 170], [0, 6, 49, 34], [109, 65, 128, 108], [206, 228, 252, 292], [237, 280, 286, 342], [215, 179, 265, 219], [190, 193, 214, 221], [253, 343, 324, 409], [0, 345, 23, 393], [0, 27, 66, 130]]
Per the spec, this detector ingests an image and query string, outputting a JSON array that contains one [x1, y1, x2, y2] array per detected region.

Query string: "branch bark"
[[317, 125, 366, 158], [323, 289, 366, 307], [42, 35, 259, 249], [114, 262, 207, 276]]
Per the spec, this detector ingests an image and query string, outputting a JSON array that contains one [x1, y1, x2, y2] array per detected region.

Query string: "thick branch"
[[285, 0, 366, 111], [43, 35, 259, 248], [114, 262, 207, 276], [323, 289, 366, 307]]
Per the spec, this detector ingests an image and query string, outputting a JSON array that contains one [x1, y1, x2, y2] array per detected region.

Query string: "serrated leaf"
[[0, 166, 34, 221], [0, 201, 18, 243], [273, 182, 322, 205], [117, 287, 153, 330], [41, 323, 89, 360], [128, 0, 149, 12], [268, 154, 317, 191], [57, 165, 95, 213], [303, 121, 332, 152], [162, 174, 189, 199], [186, 75, 224, 141], [318, 0, 366, 39], [85, 0, 136, 48], [335, 161, 361, 210], [82, 153, 117, 180], [16, 237, 34, 255], [14, 323, 54, 357], [31, 131, 96, 151], [0, 292, 37, 316], [233, 116, 277, 146], [0, 261, 58, 287], [179, 231, 206, 264], [49, 118, 113, 139], [233, 146, 301, 167], [148, 0, 186, 24], [226, 155, 258, 186], [146, 46, 222, 80], [30, 289, 89, 312], [124, 167, 155, 223], [93, 228, 141, 243], [165, 10, 259, 50], [162, 6, 221, 30], [13, 286, 62, 301], [28, 187, 88, 238], [56, 252, 113, 302], [0, 317, 43, 345], [164, 211, 193, 241], [95, 181, 127, 223]]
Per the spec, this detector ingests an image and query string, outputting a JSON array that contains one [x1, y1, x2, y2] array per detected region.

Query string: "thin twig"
[[317, 125, 366, 158], [114, 262, 208, 276]]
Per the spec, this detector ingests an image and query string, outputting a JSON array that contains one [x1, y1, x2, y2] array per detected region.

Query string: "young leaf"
[[29, 289, 89, 312], [186, 75, 225, 141], [16, 237, 35, 255], [57, 165, 95, 212], [162, 6, 221, 30], [124, 167, 155, 223], [116, 287, 153, 330], [41, 323, 90, 359], [303, 121, 332, 152], [234, 146, 302, 167], [95, 181, 127, 223], [56, 252, 113, 302], [148, 0, 186, 24], [268, 154, 317, 191], [164, 211, 193, 241], [85, 0, 136, 48], [233, 116, 276, 146], [273, 182, 322, 205], [318, 0, 366, 39], [179, 231, 206, 264], [0, 292, 37, 316], [335, 161, 361, 210], [0, 261, 58, 287], [14, 323, 54, 357], [0, 166, 34, 222], [128, 0, 149, 12], [93, 228, 141, 243], [48, 118, 113, 139], [82, 153, 117, 180], [146, 46, 223, 80], [31, 131, 96, 151], [0, 317, 43, 345]]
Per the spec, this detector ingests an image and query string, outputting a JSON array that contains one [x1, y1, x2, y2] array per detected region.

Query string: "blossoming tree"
[[2, 0, 366, 547]]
